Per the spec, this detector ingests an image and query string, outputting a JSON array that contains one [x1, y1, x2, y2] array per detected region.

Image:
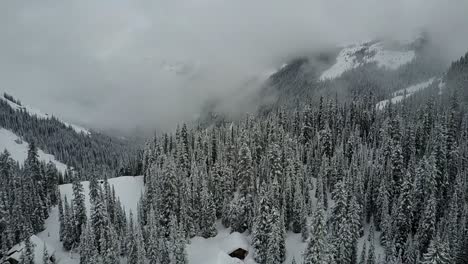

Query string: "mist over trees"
[[1, 42, 468, 264]]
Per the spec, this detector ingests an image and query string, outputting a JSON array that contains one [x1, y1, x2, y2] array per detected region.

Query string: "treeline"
[[263, 41, 444, 111], [0, 96, 142, 181]]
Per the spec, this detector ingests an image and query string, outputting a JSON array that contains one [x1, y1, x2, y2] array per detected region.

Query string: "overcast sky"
[[1, 0, 468, 135]]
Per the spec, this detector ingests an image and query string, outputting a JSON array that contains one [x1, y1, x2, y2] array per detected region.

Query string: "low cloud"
[[1, 0, 467, 135]]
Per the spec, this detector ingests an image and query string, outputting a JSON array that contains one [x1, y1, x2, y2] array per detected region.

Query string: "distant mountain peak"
[[319, 39, 416, 81]]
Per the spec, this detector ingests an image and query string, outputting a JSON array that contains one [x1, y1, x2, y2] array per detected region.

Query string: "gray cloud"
[[1, 0, 467, 135]]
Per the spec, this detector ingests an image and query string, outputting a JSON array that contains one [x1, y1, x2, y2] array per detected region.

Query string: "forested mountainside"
[[260, 37, 446, 110], [0, 94, 142, 181], [446, 52, 468, 102], [1, 50, 467, 264], [128, 51, 467, 263]]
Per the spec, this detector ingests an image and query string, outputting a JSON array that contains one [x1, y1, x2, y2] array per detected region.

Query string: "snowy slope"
[[38, 207, 78, 264], [320, 41, 415, 81], [1, 95, 90, 135], [376, 77, 436, 109], [364, 42, 415, 70], [0, 128, 68, 173]]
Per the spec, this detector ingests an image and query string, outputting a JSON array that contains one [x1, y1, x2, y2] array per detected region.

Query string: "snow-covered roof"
[[5, 235, 55, 264]]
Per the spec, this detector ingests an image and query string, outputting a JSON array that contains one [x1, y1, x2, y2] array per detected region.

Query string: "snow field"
[[320, 41, 415, 81], [376, 77, 436, 110]]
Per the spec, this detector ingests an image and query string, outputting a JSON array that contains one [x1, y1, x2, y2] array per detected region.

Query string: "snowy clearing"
[[188, 224, 307, 264], [0, 128, 68, 173], [188, 223, 254, 264], [376, 77, 435, 109], [1, 95, 90, 135], [320, 41, 415, 81]]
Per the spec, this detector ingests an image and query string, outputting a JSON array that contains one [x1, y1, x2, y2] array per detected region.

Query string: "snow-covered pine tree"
[[417, 191, 436, 253], [266, 208, 286, 264], [303, 203, 327, 264], [128, 220, 145, 264], [393, 171, 413, 252], [199, 178, 217, 238], [421, 236, 451, 264], [62, 196, 75, 250], [145, 209, 159, 264], [252, 184, 272, 264], [291, 180, 304, 233], [79, 222, 100, 264], [72, 178, 87, 244], [19, 236, 34, 264]]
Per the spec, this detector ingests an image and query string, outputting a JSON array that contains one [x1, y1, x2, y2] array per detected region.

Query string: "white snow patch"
[[376, 77, 435, 110], [0, 128, 68, 173], [364, 42, 415, 70], [320, 45, 366, 81], [285, 232, 307, 263], [1, 96, 90, 135], [320, 41, 415, 81], [38, 207, 79, 264]]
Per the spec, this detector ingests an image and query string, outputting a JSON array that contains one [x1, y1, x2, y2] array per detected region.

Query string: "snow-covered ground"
[[0, 128, 68, 173], [376, 77, 436, 109], [320, 44, 368, 81], [320, 41, 415, 81], [1, 95, 90, 135], [38, 207, 78, 264], [188, 223, 254, 264]]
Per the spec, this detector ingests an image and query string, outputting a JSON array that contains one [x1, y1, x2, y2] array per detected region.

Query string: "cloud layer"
[[1, 0, 467, 135]]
